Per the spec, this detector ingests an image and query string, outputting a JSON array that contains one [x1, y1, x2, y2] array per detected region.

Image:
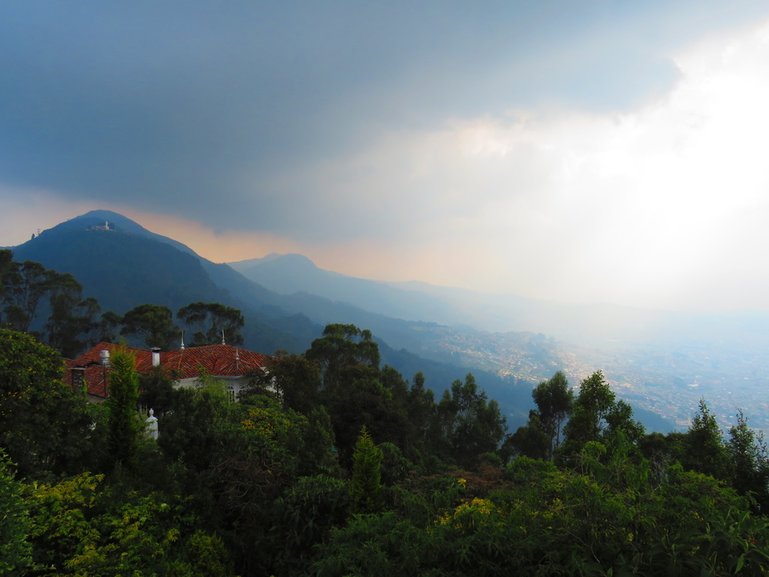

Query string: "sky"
[[3, 1, 769, 312]]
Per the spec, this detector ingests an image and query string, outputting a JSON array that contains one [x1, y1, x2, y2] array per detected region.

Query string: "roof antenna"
[[221, 329, 226, 345], [180, 330, 185, 350]]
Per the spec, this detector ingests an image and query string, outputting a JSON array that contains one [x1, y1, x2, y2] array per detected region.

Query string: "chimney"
[[99, 349, 110, 367], [70, 367, 86, 392], [152, 347, 161, 368]]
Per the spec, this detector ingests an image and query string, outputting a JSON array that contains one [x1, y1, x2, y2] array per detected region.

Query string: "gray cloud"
[[1, 0, 768, 243]]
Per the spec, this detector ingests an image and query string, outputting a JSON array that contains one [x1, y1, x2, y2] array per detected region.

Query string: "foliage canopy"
[[1, 322, 769, 576]]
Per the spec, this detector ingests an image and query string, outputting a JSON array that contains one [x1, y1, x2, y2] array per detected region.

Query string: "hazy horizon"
[[3, 2, 769, 314]]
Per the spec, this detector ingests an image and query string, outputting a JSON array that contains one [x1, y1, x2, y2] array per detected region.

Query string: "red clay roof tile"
[[67, 342, 269, 398]]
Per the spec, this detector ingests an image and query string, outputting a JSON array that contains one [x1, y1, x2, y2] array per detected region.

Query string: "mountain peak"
[[79, 209, 133, 221], [230, 252, 319, 271], [34, 210, 198, 257], [276, 253, 318, 268], [43, 210, 146, 236]]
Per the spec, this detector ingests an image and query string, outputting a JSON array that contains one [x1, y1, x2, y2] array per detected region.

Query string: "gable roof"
[[163, 343, 269, 379], [67, 342, 269, 398]]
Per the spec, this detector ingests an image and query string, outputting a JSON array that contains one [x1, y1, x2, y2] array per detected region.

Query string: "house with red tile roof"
[[67, 341, 269, 400]]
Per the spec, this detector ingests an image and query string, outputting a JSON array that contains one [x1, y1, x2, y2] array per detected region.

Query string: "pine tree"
[[350, 426, 383, 513], [106, 348, 141, 468]]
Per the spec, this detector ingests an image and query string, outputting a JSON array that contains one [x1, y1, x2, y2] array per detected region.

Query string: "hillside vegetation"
[[1, 322, 768, 576]]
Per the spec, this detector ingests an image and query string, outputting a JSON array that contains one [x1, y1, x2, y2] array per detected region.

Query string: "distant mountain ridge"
[[228, 252, 769, 434], [230, 253, 475, 326], [230, 253, 673, 346], [9, 210, 542, 427]]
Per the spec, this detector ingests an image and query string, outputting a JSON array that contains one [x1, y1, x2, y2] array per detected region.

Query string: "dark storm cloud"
[[1, 0, 767, 240]]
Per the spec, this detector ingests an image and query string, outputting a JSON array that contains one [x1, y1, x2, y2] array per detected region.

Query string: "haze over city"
[[3, 1, 769, 312]]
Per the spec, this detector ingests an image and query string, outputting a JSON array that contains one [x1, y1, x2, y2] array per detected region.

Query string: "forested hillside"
[[1, 323, 768, 576], [8, 212, 538, 427]]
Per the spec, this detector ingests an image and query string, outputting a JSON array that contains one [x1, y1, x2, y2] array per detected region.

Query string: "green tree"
[[727, 410, 769, 509], [310, 512, 427, 577], [0, 255, 104, 356], [306, 325, 406, 463], [45, 273, 101, 357], [350, 426, 383, 513], [404, 372, 438, 466], [27, 472, 103, 573], [376, 365, 412, 448], [0, 251, 16, 327], [299, 406, 340, 476], [157, 383, 234, 480], [509, 372, 574, 461], [314, 448, 769, 577], [0, 329, 95, 477], [306, 323, 380, 390], [221, 395, 332, 574], [106, 348, 141, 469], [682, 399, 729, 480], [159, 383, 338, 575], [1, 260, 51, 332], [436, 373, 506, 468], [96, 310, 122, 342], [563, 371, 615, 445], [0, 249, 13, 300], [0, 450, 31, 576], [275, 475, 350, 574], [506, 410, 550, 460], [27, 472, 234, 576], [532, 371, 573, 458], [561, 371, 643, 462], [138, 366, 176, 416], [257, 352, 322, 415], [121, 303, 178, 349], [177, 302, 245, 346]]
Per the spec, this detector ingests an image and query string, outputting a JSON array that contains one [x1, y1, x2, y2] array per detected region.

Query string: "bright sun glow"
[[4, 18, 769, 312], [312, 17, 769, 311]]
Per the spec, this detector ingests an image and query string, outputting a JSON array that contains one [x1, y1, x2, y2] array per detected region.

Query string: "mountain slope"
[[10, 211, 540, 427], [231, 253, 709, 348], [230, 253, 484, 326], [15, 216, 219, 313], [11, 211, 314, 352]]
